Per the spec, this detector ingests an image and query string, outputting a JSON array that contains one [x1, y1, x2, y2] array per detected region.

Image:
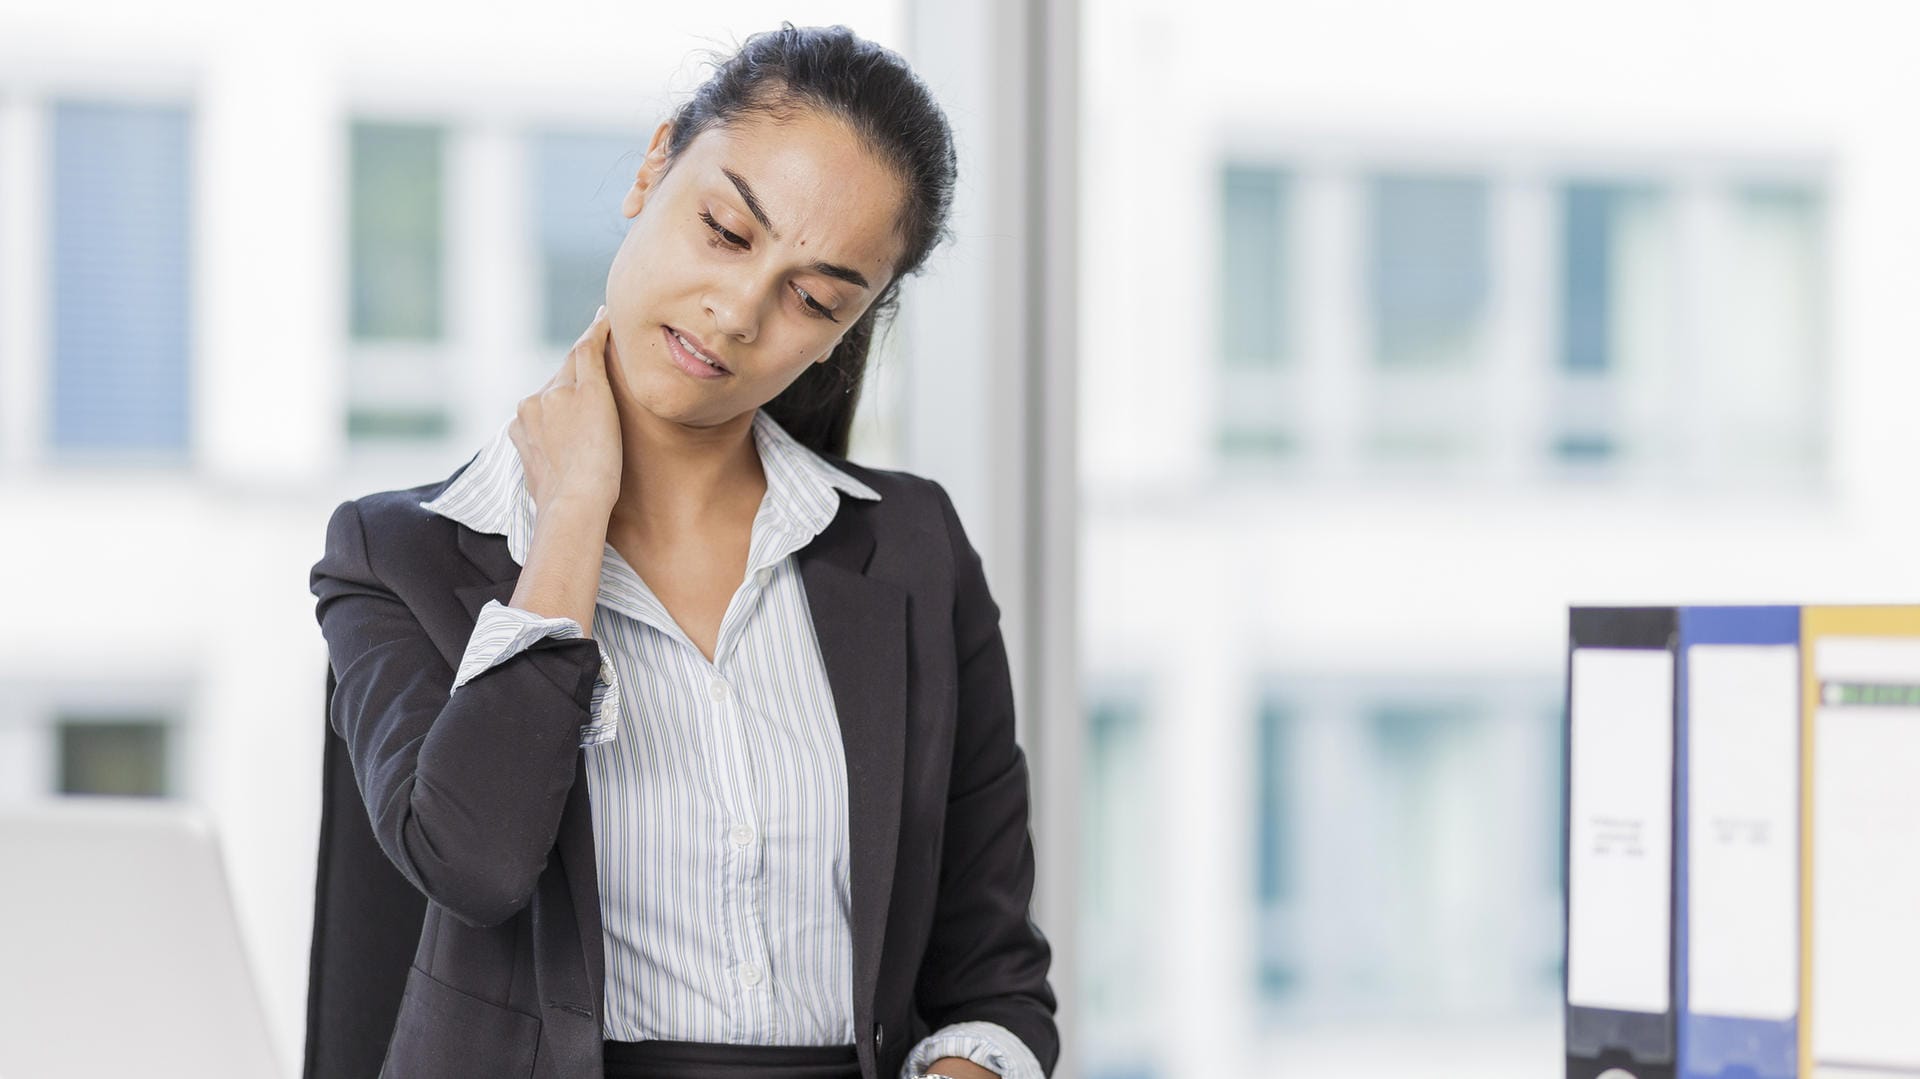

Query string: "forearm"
[[509, 493, 611, 635]]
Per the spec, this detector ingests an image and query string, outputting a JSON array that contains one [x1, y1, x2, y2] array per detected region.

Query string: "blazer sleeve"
[[310, 498, 605, 928], [914, 478, 1060, 1075]]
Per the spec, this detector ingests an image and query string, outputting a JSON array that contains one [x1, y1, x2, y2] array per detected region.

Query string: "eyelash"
[[698, 210, 839, 322]]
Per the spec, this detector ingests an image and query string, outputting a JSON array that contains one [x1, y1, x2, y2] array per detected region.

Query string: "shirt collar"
[[418, 408, 880, 567]]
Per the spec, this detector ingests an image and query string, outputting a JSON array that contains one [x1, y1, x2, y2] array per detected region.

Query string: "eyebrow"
[[721, 166, 873, 291]]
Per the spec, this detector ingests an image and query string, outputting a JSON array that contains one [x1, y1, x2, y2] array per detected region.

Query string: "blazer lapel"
[[440, 496, 909, 1031]]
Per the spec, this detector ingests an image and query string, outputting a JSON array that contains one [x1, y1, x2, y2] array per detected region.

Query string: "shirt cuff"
[[451, 598, 622, 748], [898, 1019, 1043, 1079]]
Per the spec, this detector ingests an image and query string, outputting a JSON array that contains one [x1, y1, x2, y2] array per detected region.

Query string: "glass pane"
[[1714, 183, 1827, 478], [1083, 692, 1155, 1020], [1552, 182, 1675, 466], [1560, 184, 1617, 375], [1221, 165, 1287, 367], [58, 719, 169, 797], [346, 406, 452, 441], [1254, 698, 1298, 998], [1217, 166, 1299, 462], [1367, 174, 1489, 370], [50, 100, 193, 454], [1216, 422, 1298, 460], [350, 121, 444, 341], [532, 130, 635, 347]]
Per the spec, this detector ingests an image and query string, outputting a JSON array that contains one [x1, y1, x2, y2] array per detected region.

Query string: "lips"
[[666, 326, 730, 373]]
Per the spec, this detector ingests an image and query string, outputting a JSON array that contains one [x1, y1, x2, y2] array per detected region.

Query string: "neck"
[[608, 403, 766, 541]]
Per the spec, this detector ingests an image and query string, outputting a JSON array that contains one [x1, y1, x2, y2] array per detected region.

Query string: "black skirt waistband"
[[602, 1038, 861, 1079]]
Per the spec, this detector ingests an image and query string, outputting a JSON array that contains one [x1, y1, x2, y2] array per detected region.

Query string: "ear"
[[621, 120, 675, 218]]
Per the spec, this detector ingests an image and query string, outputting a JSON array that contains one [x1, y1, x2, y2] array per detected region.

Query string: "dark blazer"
[[304, 450, 1057, 1079]]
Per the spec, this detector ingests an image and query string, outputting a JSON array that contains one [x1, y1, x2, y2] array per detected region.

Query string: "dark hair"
[[660, 22, 958, 458]]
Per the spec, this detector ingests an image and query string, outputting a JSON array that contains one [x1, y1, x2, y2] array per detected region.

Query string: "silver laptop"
[[0, 797, 284, 1079]]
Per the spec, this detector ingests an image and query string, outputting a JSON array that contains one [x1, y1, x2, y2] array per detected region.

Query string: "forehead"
[[689, 109, 908, 280]]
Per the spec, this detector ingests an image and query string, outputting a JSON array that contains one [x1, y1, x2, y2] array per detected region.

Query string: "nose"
[[704, 276, 761, 346]]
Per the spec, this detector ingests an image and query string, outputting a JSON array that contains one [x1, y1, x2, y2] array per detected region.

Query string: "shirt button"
[[738, 963, 763, 987], [730, 823, 755, 848], [756, 567, 771, 586], [709, 679, 728, 701]]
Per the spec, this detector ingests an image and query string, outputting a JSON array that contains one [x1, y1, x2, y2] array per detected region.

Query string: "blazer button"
[[873, 1022, 884, 1051]]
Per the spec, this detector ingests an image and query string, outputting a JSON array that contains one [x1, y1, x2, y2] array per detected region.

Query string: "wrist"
[[542, 487, 616, 520]]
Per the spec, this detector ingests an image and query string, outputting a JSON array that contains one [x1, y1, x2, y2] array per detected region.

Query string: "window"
[[1365, 173, 1492, 463], [1365, 698, 1485, 1012], [1368, 174, 1491, 371], [50, 100, 193, 457], [1254, 697, 1299, 998], [0, 682, 190, 802], [1082, 684, 1161, 1079], [1084, 688, 1156, 1018], [350, 121, 444, 341], [1217, 165, 1301, 460], [57, 716, 172, 797], [531, 129, 634, 348], [1552, 181, 1676, 467], [1254, 677, 1563, 1022], [1708, 183, 1827, 482], [1222, 166, 1289, 368], [1208, 149, 1829, 488], [347, 120, 450, 441]]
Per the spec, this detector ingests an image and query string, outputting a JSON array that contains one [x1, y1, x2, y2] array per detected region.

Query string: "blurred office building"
[[2, 2, 1917, 1078], [1075, 2, 1917, 1078]]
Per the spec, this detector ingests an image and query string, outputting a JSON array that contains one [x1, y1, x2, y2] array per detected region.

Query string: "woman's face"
[[604, 107, 909, 428]]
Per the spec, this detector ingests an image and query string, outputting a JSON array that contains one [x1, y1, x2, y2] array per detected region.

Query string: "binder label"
[[1568, 647, 1674, 1014], [1811, 636, 1920, 1068], [1687, 643, 1799, 1022]]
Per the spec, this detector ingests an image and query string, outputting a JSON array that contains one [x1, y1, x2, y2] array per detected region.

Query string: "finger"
[[574, 305, 611, 384], [569, 304, 608, 357]]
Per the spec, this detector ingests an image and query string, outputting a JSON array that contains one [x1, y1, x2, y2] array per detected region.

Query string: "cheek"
[[767, 324, 835, 368]]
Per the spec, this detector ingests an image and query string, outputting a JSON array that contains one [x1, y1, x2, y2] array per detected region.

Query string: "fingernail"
[[596, 305, 606, 318]]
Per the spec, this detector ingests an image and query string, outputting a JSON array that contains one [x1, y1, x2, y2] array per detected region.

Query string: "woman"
[[307, 23, 1056, 1079]]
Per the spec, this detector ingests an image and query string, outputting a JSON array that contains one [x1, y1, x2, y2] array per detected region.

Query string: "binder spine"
[[1676, 606, 1800, 1079], [1566, 606, 1680, 1079]]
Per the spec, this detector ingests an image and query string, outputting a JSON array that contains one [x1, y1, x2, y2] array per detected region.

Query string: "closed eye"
[[699, 210, 746, 248], [793, 283, 838, 322]]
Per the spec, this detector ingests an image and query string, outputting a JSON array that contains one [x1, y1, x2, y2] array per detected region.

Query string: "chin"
[[632, 375, 726, 426]]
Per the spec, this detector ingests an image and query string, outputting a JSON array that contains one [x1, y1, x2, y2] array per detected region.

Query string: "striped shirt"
[[418, 407, 1042, 1079]]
